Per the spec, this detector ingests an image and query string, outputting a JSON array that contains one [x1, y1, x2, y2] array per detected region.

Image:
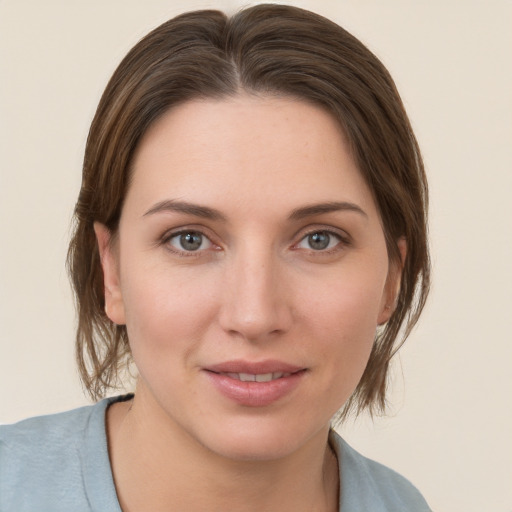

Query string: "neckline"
[[84, 395, 343, 512], [81, 394, 133, 512]]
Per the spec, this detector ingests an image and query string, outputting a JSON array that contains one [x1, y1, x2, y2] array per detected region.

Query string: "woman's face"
[[97, 95, 400, 460]]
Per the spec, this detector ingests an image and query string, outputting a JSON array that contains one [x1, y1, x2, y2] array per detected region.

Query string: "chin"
[[206, 434, 301, 462], [195, 416, 328, 462]]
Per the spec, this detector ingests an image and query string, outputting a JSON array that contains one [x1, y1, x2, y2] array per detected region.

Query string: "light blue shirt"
[[0, 395, 431, 511]]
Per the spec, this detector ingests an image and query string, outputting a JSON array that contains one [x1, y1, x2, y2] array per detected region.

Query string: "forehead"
[[126, 94, 377, 219]]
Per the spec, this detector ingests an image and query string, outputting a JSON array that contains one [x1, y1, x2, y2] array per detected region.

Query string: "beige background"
[[1, 1, 511, 510]]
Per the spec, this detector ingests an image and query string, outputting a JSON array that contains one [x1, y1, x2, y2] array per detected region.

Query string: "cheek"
[[120, 264, 220, 366], [308, 265, 387, 332], [301, 266, 387, 371]]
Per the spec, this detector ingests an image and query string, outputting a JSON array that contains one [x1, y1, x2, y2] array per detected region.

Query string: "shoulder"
[[0, 396, 126, 512], [1, 401, 96, 446], [1, 400, 104, 467], [330, 430, 432, 512]]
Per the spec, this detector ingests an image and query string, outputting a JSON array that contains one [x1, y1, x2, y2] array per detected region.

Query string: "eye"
[[296, 230, 343, 251], [166, 231, 213, 252]]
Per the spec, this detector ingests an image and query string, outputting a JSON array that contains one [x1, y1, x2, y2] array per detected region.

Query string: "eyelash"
[[293, 228, 351, 254], [161, 229, 219, 257], [160, 226, 351, 257]]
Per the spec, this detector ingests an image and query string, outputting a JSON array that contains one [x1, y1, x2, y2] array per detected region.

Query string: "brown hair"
[[68, 4, 430, 418]]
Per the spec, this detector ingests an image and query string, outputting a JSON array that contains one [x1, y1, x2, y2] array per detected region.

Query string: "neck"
[[107, 389, 339, 512]]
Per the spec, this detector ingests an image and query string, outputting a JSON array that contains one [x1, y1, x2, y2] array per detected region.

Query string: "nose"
[[218, 244, 293, 342]]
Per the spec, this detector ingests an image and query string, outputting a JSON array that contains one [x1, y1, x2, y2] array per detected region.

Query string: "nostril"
[[217, 271, 293, 340]]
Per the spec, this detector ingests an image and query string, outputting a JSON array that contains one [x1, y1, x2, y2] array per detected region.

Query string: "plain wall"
[[1, 1, 511, 511]]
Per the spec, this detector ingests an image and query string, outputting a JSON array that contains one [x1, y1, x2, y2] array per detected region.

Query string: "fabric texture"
[[0, 395, 431, 511]]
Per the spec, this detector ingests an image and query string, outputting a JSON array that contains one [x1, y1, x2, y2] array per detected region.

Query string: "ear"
[[94, 222, 126, 325], [378, 237, 407, 325]]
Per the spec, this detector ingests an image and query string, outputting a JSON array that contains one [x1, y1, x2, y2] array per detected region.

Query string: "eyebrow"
[[143, 199, 367, 222], [288, 201, 368, 220], [143, 200, 227, 221]]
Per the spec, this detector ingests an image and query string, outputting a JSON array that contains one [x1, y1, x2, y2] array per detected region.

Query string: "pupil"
[[180, 232, 202, 251], [309, 232, 330, 250]]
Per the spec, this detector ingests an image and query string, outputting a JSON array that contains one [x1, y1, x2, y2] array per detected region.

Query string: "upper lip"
[[204, 360, 305, 375]]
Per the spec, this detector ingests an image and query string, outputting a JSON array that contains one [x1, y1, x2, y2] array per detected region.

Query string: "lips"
[[222, 372, 292, 382], [205, 359, 303, 375], [203, 360, 306, 407]]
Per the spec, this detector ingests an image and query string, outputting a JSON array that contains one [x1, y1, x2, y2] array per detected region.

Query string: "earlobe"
[[378, 237, 407, 325], [94, 222, 126, 325]]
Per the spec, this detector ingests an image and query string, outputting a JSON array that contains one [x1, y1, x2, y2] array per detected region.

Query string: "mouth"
[[212, 371, 294, 382], [204, 359, 305, 375], [203, 361, 307, 407]]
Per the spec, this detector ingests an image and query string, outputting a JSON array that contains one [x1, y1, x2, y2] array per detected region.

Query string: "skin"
[[95, 94, 403, 512]]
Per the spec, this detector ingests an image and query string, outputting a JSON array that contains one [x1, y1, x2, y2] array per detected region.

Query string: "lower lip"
[[204, 370, 306, 407]]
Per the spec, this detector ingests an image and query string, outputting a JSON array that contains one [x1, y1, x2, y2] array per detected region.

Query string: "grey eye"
[[297, 230, 341, 251], [308, 232, 331, 250], [168, 231, 211, 252], [180, 232, 203, 251]]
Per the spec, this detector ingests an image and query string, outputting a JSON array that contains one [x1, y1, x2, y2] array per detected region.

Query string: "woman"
[[0, 4, 431, 511]]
